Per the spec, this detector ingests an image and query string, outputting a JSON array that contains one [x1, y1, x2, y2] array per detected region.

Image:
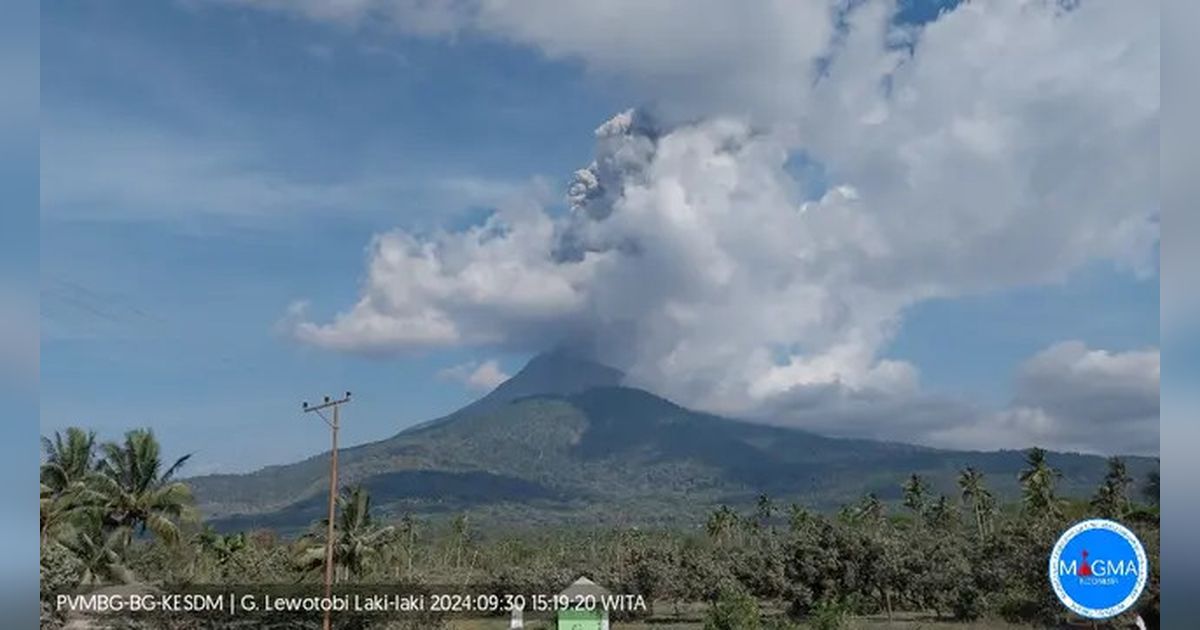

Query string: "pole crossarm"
[[303, 394, 351, 413]]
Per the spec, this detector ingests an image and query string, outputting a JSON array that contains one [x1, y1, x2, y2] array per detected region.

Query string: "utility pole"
[[303, 392, 351, 630]]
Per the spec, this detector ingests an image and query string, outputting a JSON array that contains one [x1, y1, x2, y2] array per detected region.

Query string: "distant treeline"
[[41, 426, 1159, 629]]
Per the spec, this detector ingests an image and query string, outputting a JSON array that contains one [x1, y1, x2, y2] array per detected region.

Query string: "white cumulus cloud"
[[272, 0, 1157, 452], [930, 342, 1160, 456], [438, 359, 511, 392]]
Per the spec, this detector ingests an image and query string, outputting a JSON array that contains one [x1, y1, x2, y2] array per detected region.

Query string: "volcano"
[[188, 351, 1158, 532]]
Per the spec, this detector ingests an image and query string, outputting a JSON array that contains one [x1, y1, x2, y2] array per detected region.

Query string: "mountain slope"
[[188, 351, 624, 518], [464, 348, 624, 413], [188, 353, 1158, 532]]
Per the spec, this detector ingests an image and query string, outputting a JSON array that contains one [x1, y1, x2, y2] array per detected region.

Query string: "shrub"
[[808, 597, 850, 630], [40, 541, 82, 595], [705, 584, 761, 630]]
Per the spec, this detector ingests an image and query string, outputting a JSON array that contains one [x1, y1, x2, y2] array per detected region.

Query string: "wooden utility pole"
[[303, 392, 351, 630]]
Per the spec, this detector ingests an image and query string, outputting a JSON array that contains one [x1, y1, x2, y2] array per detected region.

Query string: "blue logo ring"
[[1048, 518, 1148, 619]]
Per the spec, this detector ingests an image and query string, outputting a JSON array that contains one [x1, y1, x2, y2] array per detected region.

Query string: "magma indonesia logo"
[[1049, 519, 1148, 619]]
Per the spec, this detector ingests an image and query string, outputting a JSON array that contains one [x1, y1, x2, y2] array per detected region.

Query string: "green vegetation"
[[296, 485, 396, 582], [39, 427, 195, 626], [704, 585, 761, 630], [181, 355, 1156, 534], [40, 425, 1161, 629], [185, 385, 1159, 535]]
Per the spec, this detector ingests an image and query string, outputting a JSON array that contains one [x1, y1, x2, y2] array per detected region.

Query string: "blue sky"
[[40, 0, 1160, 472], [40, 0, 623, 472]]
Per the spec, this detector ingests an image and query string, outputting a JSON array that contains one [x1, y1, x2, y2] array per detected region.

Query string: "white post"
[[509, 605, 524, 629]]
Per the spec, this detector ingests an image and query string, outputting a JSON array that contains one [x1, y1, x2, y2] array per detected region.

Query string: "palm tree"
[[94, 429, 194, 545], [857, 493, 885, 524], [340, 487, 394, 579], [957, 467, 994, 539], [58, 514, 135, 586], [924, 495, 958, 531], [40, 428, 108, 545], [755, 494, 775, 529], [1019, 447, 1061, 520], [1091, 456, 1133, 518], [396, 513, 418, 577], [705, 505, 739, 546], [298, 485, 394, 582], [41, 427, 101, 493], [40, 481, 88, 545], [1143, 470, 1160, 505], [451, 512, 472, 570], [902, 474, 928, 515]]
